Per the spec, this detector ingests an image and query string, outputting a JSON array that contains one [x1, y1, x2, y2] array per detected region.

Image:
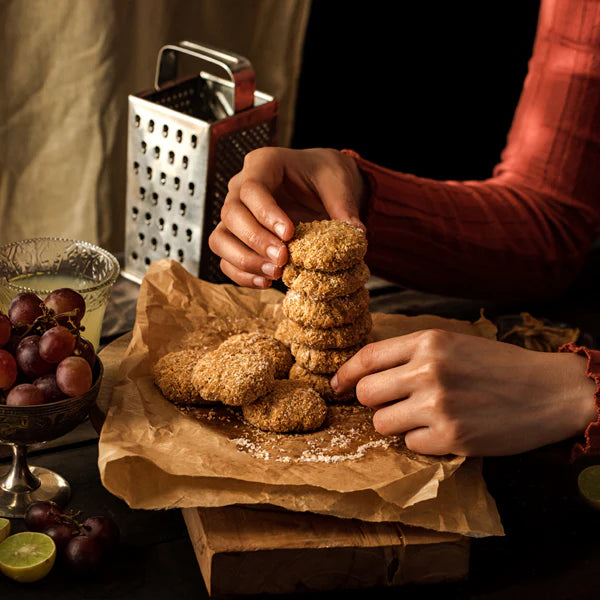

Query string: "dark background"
[[292, 1, 542, 181]]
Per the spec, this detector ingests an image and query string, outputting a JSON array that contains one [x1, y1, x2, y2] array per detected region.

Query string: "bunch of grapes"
[[0, 288, 96, 406], [24, 501, 120, 574]]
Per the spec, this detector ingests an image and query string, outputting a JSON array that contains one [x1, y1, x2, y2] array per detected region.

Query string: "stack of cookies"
[[277, 220, 372, 403]]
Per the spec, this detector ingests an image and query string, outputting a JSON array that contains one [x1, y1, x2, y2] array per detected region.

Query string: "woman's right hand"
[[208, 147, 367, 288]]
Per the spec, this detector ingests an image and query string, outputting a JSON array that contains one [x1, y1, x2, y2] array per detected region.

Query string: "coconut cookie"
[[288, 363, 355, 404], [242, 379, 328, 433], [290, 341, 365, 374], [153, 349, 212, 405], [288, 220, 367, 272], [282, 287, 370, 329], [282, 262, 370, 300]]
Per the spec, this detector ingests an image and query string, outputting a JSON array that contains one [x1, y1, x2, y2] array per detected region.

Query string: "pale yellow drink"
[[1, 273, 108, 349]]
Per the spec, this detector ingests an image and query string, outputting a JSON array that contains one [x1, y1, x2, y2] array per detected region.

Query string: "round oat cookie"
[[282, 262, 370, 300], [218, 332, 292, 378], [242, 379, 328, 433], [153, 349, 212, 405], [274, 319, 293, 348], [290, 341, 365, 374], [191, 348, 275, 406], [288, 220, 367, 272], [289, 363, 355, 404], [284, 311, 372, 349], [282, 287, 369, 329]]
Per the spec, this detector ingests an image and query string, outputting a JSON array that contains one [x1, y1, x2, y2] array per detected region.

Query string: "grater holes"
[[146, 167, 152, 180], [144, 257, 151, 266], [164, 243, 171, 257], [176, 129, 183, 143], [134, 115, 141, 128], [148, 119, 155, 133], [139, 187, 145, 200], [168, 151, 175, 164], [172, 223, 178, 236], [174, 177, 180, 190], [191, 134, 197, 148], [166, 197, 173, 210], [151, 237, 157, 250], [188, 182, 195, 196], [162, 124, 169, 138], [153, 146, 160, 159], [158, 217, 165, 231], [133, 161, 139, 173], [160, 172, 166, 185], [141, 141, 147, 154], [144, 212, 152, 224], [182, 156, 188, 169], [138, 232, 145, 244], [132, 206, 139, 219], [131, 251, 138, 260], [186, 228, 192, 242], [151, 192, 158, 206], [179, 202, 186, 216], [177, 249, 184, 262]]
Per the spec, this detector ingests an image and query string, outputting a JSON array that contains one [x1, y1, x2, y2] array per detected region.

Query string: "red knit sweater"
[[347, 0, 600, 457]]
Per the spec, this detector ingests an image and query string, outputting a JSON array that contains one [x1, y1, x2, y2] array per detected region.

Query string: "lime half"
[[0, 519, 9, 543], [578, 465, 600, 510], [0, 532, 56, 583]]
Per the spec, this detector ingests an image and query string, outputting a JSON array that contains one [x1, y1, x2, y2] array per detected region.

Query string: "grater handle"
[[155, 41, 255, 114]]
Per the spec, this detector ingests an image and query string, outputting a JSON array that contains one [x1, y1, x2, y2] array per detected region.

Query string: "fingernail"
[[261, 262, 276, 277], [349, 217, 367, 233], [330, 374, 338, 390], [253, 276, 267, 287], [266, 245, 281, 263], [274, 223, 287, 239]]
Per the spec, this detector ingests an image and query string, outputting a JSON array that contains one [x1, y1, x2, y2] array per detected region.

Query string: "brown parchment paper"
[[98, 259, 504, 537]]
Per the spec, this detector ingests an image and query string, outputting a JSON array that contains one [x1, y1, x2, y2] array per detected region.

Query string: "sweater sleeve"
[[346, 0, 600, 300]]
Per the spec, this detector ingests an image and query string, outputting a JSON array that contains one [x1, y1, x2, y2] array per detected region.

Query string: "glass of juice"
[[0, 238, 120, 349]]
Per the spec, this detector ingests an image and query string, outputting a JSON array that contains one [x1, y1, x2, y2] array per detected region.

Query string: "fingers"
[[371, 397, 427, 436], [208, 223, 281, 281], [219, 258, 271, 289], [354, 365, 412, 408], [333, 335, 420, 393]]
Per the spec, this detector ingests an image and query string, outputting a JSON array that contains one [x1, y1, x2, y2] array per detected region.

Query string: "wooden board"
[[98, 334, 470, 596]]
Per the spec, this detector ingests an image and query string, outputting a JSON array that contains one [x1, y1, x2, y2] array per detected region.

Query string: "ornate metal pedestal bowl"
[[0, 358, 104, 518]]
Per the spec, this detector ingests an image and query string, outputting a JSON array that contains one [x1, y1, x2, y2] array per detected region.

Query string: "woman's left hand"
[[332, 329, 597, 456]]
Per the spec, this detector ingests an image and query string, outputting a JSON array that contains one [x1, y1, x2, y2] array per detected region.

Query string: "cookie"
[[290, 341, 365, 374], [288, 363, 355, 404], [282, 262, 370, 300], [274, 319, 293, 348], [284, 311, 372, 349], [242, 379, 328, 433], [191, 348, 275, 406], [282, 287, 370, 329], [153, 349, 211, 405], [288, 220, 367, 272], [218, 332, 292, 378]]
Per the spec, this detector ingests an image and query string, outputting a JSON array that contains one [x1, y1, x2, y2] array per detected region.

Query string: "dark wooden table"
[[3, 256, 600, 599]]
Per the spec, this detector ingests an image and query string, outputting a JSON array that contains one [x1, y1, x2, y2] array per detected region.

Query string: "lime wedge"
[[0, 532, 56, 582], [0, 518, 9, 542], [578, 465, 600, 510]]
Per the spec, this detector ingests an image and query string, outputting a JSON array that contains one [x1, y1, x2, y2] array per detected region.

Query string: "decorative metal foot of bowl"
[[0, 359, 104, 518]]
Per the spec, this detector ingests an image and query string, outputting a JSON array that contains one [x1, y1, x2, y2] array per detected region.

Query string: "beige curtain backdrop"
[[0, 0, 311, 253]]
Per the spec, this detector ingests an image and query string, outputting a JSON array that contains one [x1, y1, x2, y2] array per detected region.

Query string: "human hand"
[[208, 147, 366, 288], [332, 329, 597, 456]]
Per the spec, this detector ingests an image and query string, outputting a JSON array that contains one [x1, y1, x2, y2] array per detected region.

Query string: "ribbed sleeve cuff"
[[559, 342, 600, 460]]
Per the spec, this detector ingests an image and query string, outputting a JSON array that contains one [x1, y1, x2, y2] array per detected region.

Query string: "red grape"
[[0, 312, 10, 347], [81, 516, 120, 550], [64, 535, 104, 575], [44, 522, 79, 554], [33, 373, 66, 403], [39, 325, 76, 363], [24, 501, 63, 531], [0, 349, 18, 390], [8, 292, 44, 327], [73, 336, 96, 368], [6, 383, 45, 406], [44, 288, 86, 324], [56, 356, 92, 397], [15, 335, 53, 378]]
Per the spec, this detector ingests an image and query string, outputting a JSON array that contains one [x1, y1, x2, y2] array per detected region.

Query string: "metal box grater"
[[123, 41, 279, 284]]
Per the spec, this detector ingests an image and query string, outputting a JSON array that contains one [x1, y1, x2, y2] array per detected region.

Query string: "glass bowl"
[[0, 238, 120, 349], [0, 358, 104, 517]]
